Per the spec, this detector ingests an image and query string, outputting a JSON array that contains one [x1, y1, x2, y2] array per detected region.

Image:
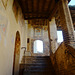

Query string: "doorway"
[[33, 40, 43, 53], [13, 31, 21, 75]]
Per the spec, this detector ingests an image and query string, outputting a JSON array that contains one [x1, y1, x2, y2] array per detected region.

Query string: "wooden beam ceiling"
[[42, 0, 46, 12], [17, 0, 56, 19], [47, 0, 52, 12], [32, 0, 34, 12], [17, 0, 73, 20], [36, 0, 40, 12], [24, 16, 48, 20]]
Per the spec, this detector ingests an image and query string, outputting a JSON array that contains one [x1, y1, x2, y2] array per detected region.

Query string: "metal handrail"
[[21, 47, 31, 75], [21, 47, 26, 64], [21, 47, 26, 73]]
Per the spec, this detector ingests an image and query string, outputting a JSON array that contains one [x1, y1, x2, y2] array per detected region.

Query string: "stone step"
[[23, 71, 54, 75], [20, 63, 51, 67], [24, 69, 51, 72], [21, 60, 51, 64], [22, 58, 50, 61], [19, 56, 56, 75], [23, 56, 50, 58], [23, 66, 51, 70], [22, 56, 50, 59]]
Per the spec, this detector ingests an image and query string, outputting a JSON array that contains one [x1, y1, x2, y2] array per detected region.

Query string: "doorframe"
[[12, 31, 21, 75]]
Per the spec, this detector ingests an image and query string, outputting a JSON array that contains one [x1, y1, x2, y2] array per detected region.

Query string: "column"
[[48, 21, 52, 55], [49, 17, 58, 54], [21, 20, 28, 50], [24, 20, 28, 50], [58, 0, 75, 47]]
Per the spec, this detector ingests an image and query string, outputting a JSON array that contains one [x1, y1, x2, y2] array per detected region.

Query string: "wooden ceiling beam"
[[18, 0, 57, 20], [24, 17, 48, 20], [36, 0, 40, 12], [25, 0, 28, 11], [32, 0, 34, 12], [31, 0, 34, 17], [55, 0, 59, 3], [36, 0, 40, 17], [41, 0, 46, 18], [47, 0, 52, 12], [42, 0, 46, 12], [48, 2, 58, 20], [17, 0, 25, 16], [25, 0, 29, 18], [24, 12, 49, 14], [46, 0, 55, 19]]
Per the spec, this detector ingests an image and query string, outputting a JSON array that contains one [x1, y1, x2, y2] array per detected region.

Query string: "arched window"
[[33, 40, 43, 53]]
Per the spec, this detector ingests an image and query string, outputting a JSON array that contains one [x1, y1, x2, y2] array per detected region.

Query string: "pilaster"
[[58, 0, 75, 48], [49, 17, 58, 53]]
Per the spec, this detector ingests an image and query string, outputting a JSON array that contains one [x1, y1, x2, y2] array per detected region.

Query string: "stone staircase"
[[19, 56, 56, 75]]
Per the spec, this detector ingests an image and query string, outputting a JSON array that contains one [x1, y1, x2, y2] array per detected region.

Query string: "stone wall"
[[50, 42, 75, 75], [27, 20, 50, 56]]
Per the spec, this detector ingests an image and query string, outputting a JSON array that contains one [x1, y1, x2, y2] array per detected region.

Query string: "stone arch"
[[13, 31, 21, 75]]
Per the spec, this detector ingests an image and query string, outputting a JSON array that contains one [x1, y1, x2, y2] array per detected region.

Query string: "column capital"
[[25, 20, 28, 24]]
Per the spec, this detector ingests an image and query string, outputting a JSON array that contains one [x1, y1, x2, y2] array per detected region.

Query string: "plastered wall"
[[0, 0, 25, 75]]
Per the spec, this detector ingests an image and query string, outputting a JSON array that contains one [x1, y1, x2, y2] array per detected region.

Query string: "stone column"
[[49, 17, 58, 53], [48, 21, 52, 55], [58, 0, 75, 47], [23, 20, 31, 56], [24, 20, 28, 50], [21, 20, 28, 50]]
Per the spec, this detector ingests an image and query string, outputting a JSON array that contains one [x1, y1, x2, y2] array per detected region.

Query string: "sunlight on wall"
[[57, 31, 63, 43], [34, 40, 43, 53]]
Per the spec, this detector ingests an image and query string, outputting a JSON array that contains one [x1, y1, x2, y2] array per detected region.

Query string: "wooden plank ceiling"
[[17, 0, 57, 20]]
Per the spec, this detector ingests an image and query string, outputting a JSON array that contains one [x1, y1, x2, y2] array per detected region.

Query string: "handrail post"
[[21, 47, 26, 73]]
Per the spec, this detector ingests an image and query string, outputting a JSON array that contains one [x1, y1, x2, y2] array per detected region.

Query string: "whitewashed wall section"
[[0, 14, 8, 35]]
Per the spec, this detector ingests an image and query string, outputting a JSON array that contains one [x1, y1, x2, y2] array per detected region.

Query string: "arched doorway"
[[33, 40, 43, 53], [13, 31, 21, 75]]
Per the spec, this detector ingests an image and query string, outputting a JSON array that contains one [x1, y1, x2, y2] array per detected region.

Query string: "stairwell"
[[19, 56, 56, 75]]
